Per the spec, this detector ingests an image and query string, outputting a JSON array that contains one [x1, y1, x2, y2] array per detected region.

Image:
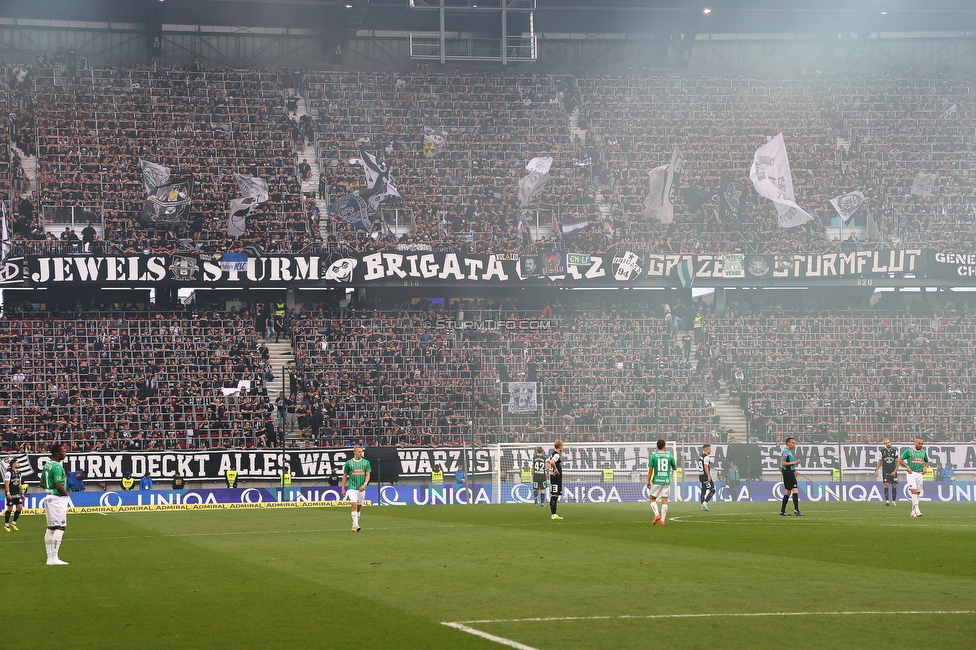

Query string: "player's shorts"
[[5, 494, 22, 508], [881, 469, 898, 484], [346, 488, 365, 504], [648, 483, 671, 499], [549, 481, 562, 497], [782, 472, 798, 491], [44, 495, 69, 528], [533, 476, 546, 491], [700, 479, 715, 492], [905, 471, 924, 494]]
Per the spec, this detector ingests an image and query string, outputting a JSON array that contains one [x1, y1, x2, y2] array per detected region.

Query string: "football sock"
[[781, 494, 790, 513], [11, 511, 19, 523], [661, 504, 668, 522], [549, 497, 558, 515], [52, 529, 64, 558], [911, 494, 919, 511], [792, 494, 800, 510], [3, 511, 8, 524], [883, 486, 889, 501], [352, 511, 359, 526], [44, 529, 54, 559], [650, 501, 660, 517]]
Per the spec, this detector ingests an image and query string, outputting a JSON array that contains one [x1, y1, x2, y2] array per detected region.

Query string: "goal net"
[[490, 441, 683, 505]]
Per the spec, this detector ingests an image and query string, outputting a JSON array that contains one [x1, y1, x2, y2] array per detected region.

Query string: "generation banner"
[[17, 248, 929, 287], [12, 448, 495, 482]]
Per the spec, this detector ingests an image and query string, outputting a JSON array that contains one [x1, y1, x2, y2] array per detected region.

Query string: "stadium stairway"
[[712, 398, 749, 440], [568, 106, 613, 228], [12, 143, 36, 198], [289, 95, 331, 238], [266, 341, 296, 396]]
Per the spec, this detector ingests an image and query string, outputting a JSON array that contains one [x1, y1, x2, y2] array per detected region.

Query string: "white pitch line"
[[455, 610, 976, 625], [441, 622, 540, 650]]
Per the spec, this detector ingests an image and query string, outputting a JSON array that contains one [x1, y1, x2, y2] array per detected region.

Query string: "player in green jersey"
[[341, 446, 371, 532], [40, 444, 69, 565], [897, 437, 929, 517], [646, 439, 677, 526]]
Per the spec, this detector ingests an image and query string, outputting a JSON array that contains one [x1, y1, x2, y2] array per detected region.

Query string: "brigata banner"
[[16, 248, 933, 288], [12, 448, 495, 481]]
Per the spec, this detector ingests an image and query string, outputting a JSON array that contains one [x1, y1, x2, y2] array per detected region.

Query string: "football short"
[[44, 495, 69, 528], [648, 483, 671, 499], [881, 469, 898, 484], [782, 472, 798, 491], [5, 494, 22, 508], [549, 481, 562, 497], [905, 471, 924, 494], [346, 488, 365, 504], [533, 477, 546, 491]]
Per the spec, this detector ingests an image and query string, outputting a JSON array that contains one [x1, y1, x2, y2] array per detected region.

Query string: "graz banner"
[[13, 448, 495, 481], [21, 248, 928, 287]]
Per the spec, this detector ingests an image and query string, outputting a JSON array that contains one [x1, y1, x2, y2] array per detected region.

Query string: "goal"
[[490, 441, 683, 505]]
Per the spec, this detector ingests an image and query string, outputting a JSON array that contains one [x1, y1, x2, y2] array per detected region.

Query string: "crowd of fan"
[[0, 309, 285, 454], [6, 65, 313, 257], [4, 63, 976, 258], [4, 297, 976, 452], [309, 69, 976, 256]]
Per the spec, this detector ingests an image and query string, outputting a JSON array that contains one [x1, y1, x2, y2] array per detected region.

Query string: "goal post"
[[490, 441, 685, 505]]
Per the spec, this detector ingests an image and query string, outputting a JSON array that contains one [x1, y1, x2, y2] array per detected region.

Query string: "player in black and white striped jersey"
[[698, 444, 716, 512]]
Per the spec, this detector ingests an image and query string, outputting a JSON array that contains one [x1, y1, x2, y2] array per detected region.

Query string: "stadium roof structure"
[[3, 0, 976, 35]]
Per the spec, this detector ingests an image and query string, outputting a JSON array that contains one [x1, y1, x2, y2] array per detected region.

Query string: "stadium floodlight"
[[702, 7, 711, 14]]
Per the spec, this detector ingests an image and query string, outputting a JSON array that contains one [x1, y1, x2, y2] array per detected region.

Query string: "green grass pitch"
[[3, 501, 975, 649]]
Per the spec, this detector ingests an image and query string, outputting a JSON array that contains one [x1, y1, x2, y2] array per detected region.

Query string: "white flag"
[[910, 172, 937, 198], [829, 191, 866, 224], [1, 202, 11, 263], [507, 382, 539, 414], [233, 173, 269, 203], [227, 196, 260, 238], [641, 164, 668, 221], [525, 156, 553, 175], [423, 126, 448, 157], [659, 145, 684, 225], [140, 159, 171, 195], [518, 170, 550, 208], [358, 148, 400, 213], [750, 133, 813, 228]]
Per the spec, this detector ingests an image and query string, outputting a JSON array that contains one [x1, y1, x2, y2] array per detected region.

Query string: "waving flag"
[[358, 148, 400, 213], [829, 191, 866, 224], [750, 133, 813, 228], [423, 126, 448, 157], [233, 173, 270, 203], [140, 159, 171, 195]]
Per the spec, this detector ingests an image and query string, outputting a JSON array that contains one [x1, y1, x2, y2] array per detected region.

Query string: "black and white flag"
[[227, 197, 262, 238], [233, 173, 270, 203], [141, 176, 194, 227], [518, 157, 552, 208], [910, 172, 937, 198], [938, 104, 957, 121], [140, 159, 171, 195], [718, 175, 747, 224], [1, 201, 11, 263], [358, 148, 400, 213], [507, 381, 539, 414], [750, 133, 813, 228], [423, 126, 448, 157], [642, 145, 683, 224], [829, 191, 866, 224]]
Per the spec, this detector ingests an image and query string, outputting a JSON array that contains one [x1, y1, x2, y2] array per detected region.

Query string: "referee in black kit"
[[780, 437, 803, 516]]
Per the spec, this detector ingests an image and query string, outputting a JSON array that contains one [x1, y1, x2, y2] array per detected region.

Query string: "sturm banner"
[[14, 448, 495, 482]]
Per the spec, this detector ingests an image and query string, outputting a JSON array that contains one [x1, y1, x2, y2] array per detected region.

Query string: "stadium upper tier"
[[8, 67, 976, 258], [1, 305, 973, 453]]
